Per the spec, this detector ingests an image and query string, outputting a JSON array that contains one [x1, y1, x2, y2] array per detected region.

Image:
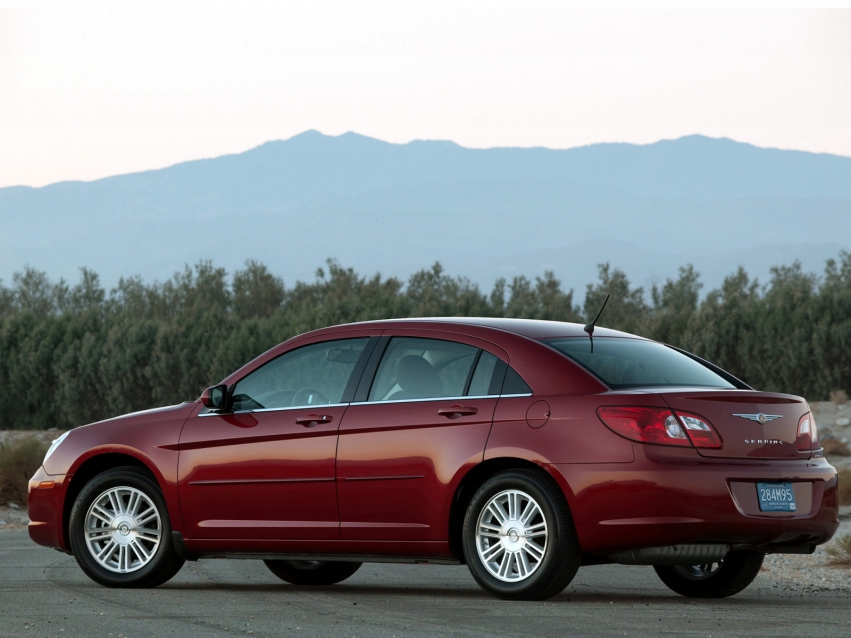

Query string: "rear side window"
[[468, 352, 499, 396], [486, 357, 533, 396], [368, 337, 478, 401], [501, 367, 532, 395], [545, 337, 735, 390]]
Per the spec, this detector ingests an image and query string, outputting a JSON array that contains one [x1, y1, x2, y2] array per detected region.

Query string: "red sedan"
[[28, 318, 839, 600]]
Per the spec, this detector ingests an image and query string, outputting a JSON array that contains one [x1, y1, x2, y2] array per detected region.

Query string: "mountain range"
[[2, 131, 850, 298]]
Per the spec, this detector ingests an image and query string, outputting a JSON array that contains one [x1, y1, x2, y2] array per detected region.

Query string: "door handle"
[[295, 414, 333, 427], [438, 405, 479, 419]]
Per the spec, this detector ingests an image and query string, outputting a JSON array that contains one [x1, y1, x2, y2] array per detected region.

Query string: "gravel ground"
[[0, 503, 29, 531], [761, 516, 851, 593], [2, 530, 851, 638]]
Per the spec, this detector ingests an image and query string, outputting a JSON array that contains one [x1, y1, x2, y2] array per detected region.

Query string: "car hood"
[[88, 402, 198, 426]]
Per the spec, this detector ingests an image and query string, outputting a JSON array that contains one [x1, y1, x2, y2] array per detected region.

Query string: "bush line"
[[1, 254, 850, 430]]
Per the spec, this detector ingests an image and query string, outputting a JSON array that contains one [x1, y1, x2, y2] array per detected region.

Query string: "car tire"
[[264, 560, 362, 585], [462, 469, 581, 601], [69, 466, 185, 588], [653, 550, 765, 598]]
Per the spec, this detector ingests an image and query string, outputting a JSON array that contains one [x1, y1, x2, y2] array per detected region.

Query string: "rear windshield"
[[544, 337, 735, 390]]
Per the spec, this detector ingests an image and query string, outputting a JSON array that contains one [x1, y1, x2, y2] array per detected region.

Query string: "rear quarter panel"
[[485, 394, 635, 465]]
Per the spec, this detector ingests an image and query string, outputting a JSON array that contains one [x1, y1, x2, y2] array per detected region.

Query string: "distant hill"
[[1, 131, 849, 297]]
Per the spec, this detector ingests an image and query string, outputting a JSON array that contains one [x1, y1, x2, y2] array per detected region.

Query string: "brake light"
[[675, 411, 723, 449], [797, 413, 820, 451], [812, 415, 821, 449], [597, 406, 691, 447]]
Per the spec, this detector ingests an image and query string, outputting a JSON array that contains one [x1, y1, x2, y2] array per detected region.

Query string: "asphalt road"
[[1, 530, 849, 638]]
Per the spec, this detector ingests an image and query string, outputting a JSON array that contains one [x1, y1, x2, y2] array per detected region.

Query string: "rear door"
[[335, 332, 506, 541]]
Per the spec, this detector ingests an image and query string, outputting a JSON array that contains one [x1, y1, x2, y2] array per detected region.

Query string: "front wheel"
[[654, 550, 764, 598], [68, 467, 184, 588], [462, 469, 581, 601], [264, 560, 362, 585]]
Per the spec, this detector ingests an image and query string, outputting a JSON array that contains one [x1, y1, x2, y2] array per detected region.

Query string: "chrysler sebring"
[[28, 318, 839, 600]]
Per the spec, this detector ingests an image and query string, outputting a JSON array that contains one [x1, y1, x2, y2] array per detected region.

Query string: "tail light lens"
[[796, 413, 820, 451], [597, 406, 691, 447], [676, 411, 723, 449], [598, 406, 723, 449], [812, 415, 821, 449]]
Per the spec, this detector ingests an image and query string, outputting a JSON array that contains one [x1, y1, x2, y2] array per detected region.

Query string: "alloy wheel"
[[84, 486, 162, 574], [672, 561, 724, 581], [475, 489, 548, 582]]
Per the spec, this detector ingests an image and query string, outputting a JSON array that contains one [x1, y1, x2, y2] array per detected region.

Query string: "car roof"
[[316, 317, 640, 340]]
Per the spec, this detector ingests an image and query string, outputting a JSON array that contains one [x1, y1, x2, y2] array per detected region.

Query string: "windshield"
[[544, 337, 735, 390]]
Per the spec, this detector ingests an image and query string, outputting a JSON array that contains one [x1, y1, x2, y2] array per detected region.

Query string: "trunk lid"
[[658, 389, 810, 459]]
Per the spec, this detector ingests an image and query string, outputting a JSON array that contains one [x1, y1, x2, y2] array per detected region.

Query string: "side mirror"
[[201, 384, 229, 411]]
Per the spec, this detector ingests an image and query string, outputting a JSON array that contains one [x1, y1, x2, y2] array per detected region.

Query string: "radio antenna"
[[584, 294, 609, 352]]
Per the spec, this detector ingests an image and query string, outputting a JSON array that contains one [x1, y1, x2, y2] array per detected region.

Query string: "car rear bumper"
[[549, 444, 840, 556], [27, 465, 71, 552]]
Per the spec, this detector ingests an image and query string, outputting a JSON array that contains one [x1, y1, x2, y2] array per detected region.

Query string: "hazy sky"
[[1, 3, 850, 188]]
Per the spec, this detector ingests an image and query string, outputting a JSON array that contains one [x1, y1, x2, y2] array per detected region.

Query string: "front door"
[[336, 334, 505, 541], [178, 337, 371, 540]]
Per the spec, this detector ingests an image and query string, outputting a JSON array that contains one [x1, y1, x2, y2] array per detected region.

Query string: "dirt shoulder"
[[0, 503, 29, 530]]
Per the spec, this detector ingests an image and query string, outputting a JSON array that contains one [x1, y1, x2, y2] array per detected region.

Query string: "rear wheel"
[[264, 560, 362, 585], [654, 550, 764, 598], [69, 467, 184, 588], [462, 469, 581, 601]]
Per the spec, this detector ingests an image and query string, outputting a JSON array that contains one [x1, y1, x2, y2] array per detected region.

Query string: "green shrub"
[[823, 438, 851, 457], [0, 438, 48, 506], [829, 390, 849, 407], [825, 533, 851, 568], [1, 253, 851, 429]]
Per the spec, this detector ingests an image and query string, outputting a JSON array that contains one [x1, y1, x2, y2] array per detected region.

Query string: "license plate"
[[757, 482, 796, 512]]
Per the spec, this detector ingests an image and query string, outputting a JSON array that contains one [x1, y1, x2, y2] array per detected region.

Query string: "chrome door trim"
[[349, 394, 500, 407], [198, 403, 349, 417], [198, 393, 533, 416]]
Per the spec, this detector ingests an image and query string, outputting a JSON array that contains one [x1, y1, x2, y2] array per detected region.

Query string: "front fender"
[[41, 402, 196, 545]]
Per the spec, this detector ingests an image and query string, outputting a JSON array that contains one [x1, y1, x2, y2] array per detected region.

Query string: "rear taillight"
[[598, 406, 723, 449], [675, 411, 723, 449], [597, 406, 691, 447], [796, 413, 820, 451], [812, 415, 821, 449]]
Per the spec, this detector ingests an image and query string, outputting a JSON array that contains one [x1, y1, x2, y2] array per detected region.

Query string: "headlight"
[[44, 431, 70, 464]]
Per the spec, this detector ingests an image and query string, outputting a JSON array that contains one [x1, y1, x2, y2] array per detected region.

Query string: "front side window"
[[231, 338, 368, 411], [544, 337, 735, 390], [368, 337, 478, 401]]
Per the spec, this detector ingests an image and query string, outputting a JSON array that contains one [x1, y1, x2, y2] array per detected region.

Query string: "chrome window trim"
[[199, 402, 349, 417], [349, 392, 532, 406], [197, 393, 534, 416], [350, 394, 497, 406]]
